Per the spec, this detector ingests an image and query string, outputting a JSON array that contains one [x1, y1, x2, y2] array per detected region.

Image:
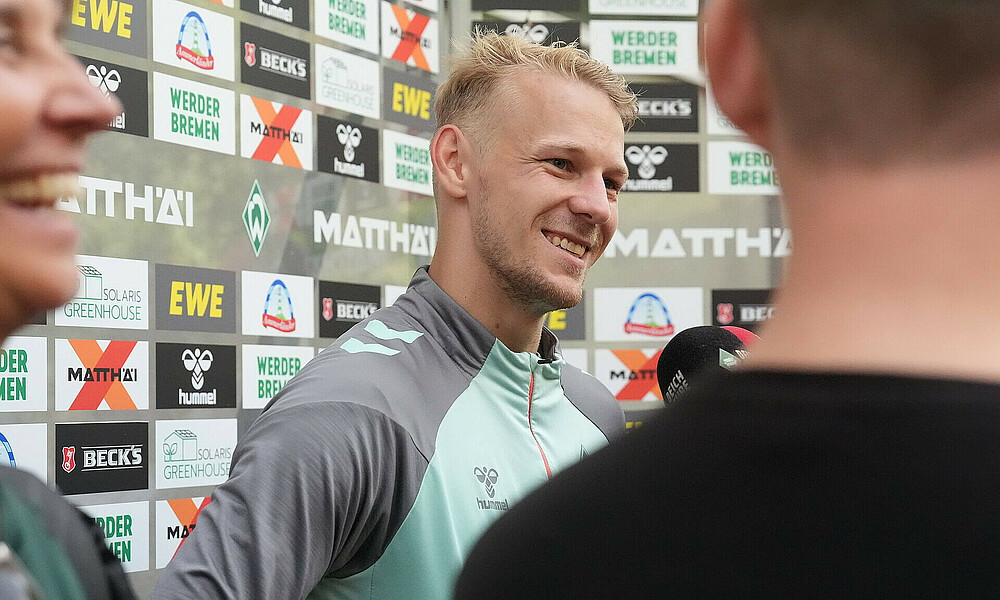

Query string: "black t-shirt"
[[455, 371, 1000, 598]]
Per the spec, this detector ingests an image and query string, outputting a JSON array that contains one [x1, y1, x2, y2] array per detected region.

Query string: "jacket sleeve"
[[151, 400, 418, 600]]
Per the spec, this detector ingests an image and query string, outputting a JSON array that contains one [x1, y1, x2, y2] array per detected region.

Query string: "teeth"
[[0, 173, 80, 207], [547, 235, 586, 258]]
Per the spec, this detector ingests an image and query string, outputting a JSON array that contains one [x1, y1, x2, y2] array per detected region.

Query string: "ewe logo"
[[67, 0, 148, 57], [624, 293, 674, 337], [262, 280, 296, 333], [176, 11, 214, 70], [242, 181, 271, 257], [626, 145, 667, 180]]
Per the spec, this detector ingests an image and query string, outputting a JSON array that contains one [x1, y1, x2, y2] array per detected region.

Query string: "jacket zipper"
[[526, 373, 553, 479]]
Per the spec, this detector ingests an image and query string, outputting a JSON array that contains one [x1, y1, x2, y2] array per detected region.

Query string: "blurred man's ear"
[[704, 0, 774, 150], [431, 124, 470, 202]]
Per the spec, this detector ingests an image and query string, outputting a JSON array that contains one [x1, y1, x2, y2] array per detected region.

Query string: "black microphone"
[[656, 326, 757, 404]]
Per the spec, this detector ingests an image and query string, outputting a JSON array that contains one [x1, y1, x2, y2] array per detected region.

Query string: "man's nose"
[[568, 172, 613, 224], [43, 51, 123, 135]]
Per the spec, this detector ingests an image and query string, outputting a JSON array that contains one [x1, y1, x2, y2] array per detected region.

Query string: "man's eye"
[[604, 178, 621, 191], [548, 158, 570, 170]]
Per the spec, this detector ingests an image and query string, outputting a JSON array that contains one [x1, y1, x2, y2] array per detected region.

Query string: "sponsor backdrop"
[[9, 0, 783, 594]]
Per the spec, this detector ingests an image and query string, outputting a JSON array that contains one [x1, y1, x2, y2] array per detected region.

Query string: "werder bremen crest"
[[242, 180, 270, 257]]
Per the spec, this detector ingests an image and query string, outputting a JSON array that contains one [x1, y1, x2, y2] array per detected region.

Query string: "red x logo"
[[67, 340, 138, 410], [250, 98, 303, 168], [611, 349, 663, 401], [167, 498, 212, 559], [390, 5, 430, 72]]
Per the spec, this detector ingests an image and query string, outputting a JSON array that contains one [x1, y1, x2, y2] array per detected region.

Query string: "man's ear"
[[703, 0, 774, 149], [431, 124, 470, 201]]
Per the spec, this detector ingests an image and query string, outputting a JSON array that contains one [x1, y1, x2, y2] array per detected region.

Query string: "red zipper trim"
[[527, 373, 553, 479]]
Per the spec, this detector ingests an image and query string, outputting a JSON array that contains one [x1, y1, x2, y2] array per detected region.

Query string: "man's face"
[[0, 0, 119, 328], [466, 73, 627, 315]]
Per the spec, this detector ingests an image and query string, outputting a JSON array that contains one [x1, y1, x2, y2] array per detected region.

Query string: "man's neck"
[[426, 256, 545, 354], [744, 152, 1000, 383]]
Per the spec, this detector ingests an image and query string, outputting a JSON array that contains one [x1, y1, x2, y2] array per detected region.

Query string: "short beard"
[[471, 189, 584, 317]]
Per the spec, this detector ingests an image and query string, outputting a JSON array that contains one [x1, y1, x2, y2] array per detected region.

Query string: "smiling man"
[[0, 0, 133, 597], [153, 33, 636, 600]]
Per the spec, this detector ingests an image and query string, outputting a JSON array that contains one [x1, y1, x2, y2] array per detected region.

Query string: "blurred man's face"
[[0, 0, 119, 332], [465, 73, 627, 314]]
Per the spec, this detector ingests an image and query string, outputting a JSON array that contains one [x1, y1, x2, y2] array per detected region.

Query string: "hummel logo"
[[336, 124, 362, 162], [503, 23, 549, 44], [626, 145, 668, 180], [86, 65, 121, 98], [181, 348, 213, 390], [474, 466, 499, 498]]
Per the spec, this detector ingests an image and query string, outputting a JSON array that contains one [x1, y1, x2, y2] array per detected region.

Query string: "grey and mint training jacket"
[[153, 267, 624, 600]]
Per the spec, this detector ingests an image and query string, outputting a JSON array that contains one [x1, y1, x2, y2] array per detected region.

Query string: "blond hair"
[[435, 31, 637, 143]]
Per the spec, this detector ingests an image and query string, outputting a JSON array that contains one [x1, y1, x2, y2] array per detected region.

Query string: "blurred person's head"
[[0, 0, 119, 339], [705, 0, 1000, 167], [430, 33, 636, 319]]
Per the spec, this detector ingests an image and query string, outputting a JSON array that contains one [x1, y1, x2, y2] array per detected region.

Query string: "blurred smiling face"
[[0, 0, 119, 334]]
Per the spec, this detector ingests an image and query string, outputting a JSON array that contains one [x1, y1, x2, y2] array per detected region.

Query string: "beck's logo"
[[181, 348, 213, 389], [176, 11, 214, 70], [625, 145, 668, 180], [716, 303, 734, 325], [337, 124, 362, 162], [388, 4, 431, 71], [609, 349, 663, 401], [243, 42, 256, 66], [62, 446, 77, 473], [262, 280, 296, 332], [64, 444, 143, 472], [322, 298, 334, 321], [66, 340, 140, 410], [624, 293, 674, 337], [86, 64, 120, 97]]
